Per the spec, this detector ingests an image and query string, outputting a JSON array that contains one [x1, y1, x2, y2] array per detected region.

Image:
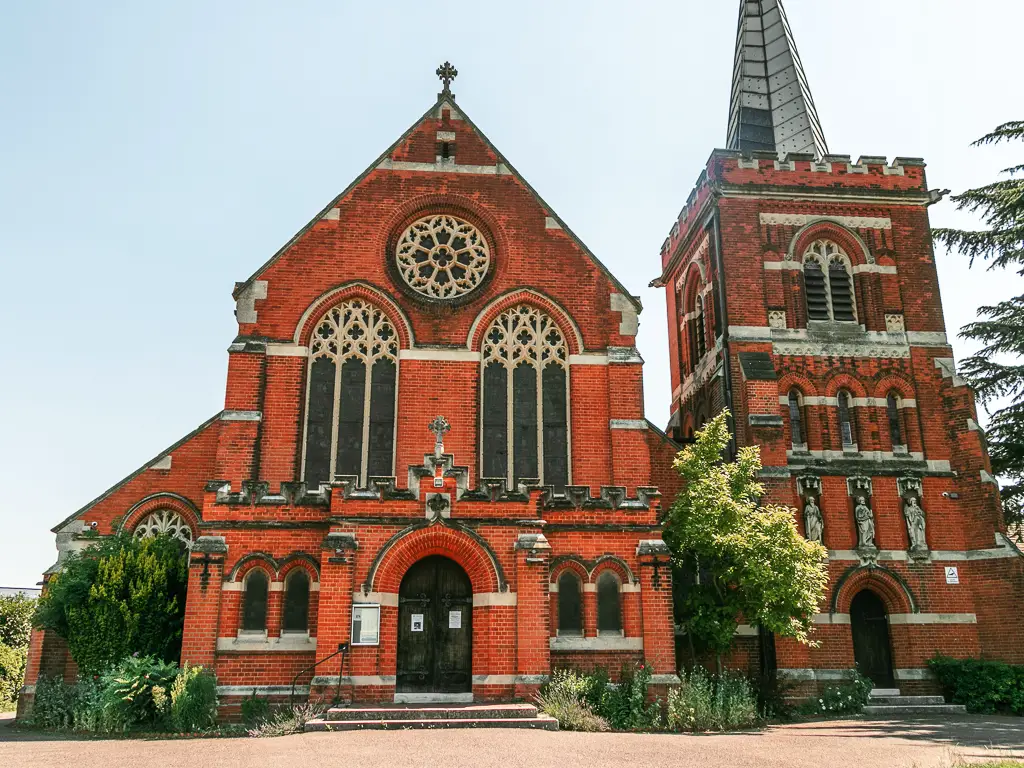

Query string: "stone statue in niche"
[[854, 496, 876, 549], [904, 496, 929, 553], [803, 496, 824, 544]]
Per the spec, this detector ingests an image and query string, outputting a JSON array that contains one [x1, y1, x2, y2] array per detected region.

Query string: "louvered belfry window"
[[482, 305, 569, 490], [804, 240, 857, 322], [302, 299, 399, 489]]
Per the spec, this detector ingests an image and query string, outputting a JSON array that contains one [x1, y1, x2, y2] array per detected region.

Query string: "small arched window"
[[596, 571, 623, 635], [282, 569, 310, 633], [482, 305, 569, 490], [302, 299, 399, 489], [788, 390, 805, 448], [242, 570, 269, 632], [803, 241, 857, 323], [557, 571, 583, 635], [694, 295, 707, 361], [887, 393, 905, 450], [837, 390, 856, 448], [676, 288, 688, 379]]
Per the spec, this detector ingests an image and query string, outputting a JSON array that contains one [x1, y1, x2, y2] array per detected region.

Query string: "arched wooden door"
[[850, 589, 894, 687], [396, 555, 473, 694]]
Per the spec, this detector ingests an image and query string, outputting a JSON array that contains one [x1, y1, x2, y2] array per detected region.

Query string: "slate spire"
[[726, 0, 828, 157]]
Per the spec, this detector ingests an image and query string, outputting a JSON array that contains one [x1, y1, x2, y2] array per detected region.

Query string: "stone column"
[[180, 536, 228, 670], [312, 532, 357, 703], [514, 533, 551, 699], [636, 540, 679, 685]]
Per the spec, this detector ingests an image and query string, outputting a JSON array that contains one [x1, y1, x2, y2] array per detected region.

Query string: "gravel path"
[[2, 713, 1022, 767]]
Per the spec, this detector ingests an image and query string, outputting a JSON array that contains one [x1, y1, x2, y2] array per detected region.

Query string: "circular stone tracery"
[[395, 215, 491, 300], [133, 509, 193, 546]]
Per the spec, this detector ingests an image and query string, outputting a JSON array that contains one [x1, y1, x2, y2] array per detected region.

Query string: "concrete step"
[[322, 704, 541, 721], [867, 695, 946, 706], [870, 688, 901, 698], [862, 704, 968, 716], [306, 715, 559, 732]]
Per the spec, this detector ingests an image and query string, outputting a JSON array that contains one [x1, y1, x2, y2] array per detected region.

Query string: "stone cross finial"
[[429, 415, 451, 458], [436, 61, 458, 93]]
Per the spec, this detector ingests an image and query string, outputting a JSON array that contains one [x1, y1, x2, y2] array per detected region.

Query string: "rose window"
[[133, 509, 193, 546], [395, 215, 490, 299]]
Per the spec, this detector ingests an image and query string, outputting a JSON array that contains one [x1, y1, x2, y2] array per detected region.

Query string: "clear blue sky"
[[1, 0, 1020, 586]]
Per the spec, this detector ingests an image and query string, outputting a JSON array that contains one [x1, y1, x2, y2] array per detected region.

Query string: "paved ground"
[[1, 711, 1022, 767]]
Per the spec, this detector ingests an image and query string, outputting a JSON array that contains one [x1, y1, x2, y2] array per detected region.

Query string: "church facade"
[[19, 0, 1024, 718]]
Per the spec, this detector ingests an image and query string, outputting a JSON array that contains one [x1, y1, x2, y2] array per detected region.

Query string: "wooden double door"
[[851, 589, 895, 687], [396, 556, 473, 694]]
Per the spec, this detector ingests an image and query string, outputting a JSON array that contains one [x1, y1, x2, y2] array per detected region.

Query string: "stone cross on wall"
[[429, 415, 451, 459]]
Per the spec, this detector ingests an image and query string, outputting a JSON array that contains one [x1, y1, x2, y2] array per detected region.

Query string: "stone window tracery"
[[133, 509, 193, 546], [302, 299, 399, 488], [395, 215, 491, 300], [481, 305, 569, 490], [803, 240, 856, 322]]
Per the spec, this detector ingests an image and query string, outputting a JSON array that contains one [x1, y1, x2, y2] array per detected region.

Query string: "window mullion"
[[360, 357, 373, 487], [536, 337, 545, 485], [329, 352, 342, 485]]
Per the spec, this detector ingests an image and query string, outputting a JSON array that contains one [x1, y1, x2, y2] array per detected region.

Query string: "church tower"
[[654, 0, 1024, 691]]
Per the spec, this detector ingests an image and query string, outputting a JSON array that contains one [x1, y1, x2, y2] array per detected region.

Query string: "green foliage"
[[241, 690, 272, 726], [246, 702, 325, 738], [932, 122, 1024, 527], [99, 655, 179, 732], [598, 663, 662, 732], [667, 667, 760, 732], [535, 670, 611, 732], [0, 642, 27, 707], [666, 413, 829, 658], [0, 594, 36, 649], [29, 676, 80, 729], [169, 663, 219, 732], [929, 656, 1024, 715], [34, 533, 188, 675], [799, 670, 873, 717]]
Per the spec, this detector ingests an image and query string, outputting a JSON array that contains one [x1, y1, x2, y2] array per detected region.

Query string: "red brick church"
[[20, 0, 1024, 717]]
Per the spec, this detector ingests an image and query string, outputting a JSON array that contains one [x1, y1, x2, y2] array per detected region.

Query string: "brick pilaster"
[[514, 533, 551, 698], [636, 539, 677, 677], [314, 532, 357, 684], [181, 536, 228, 669]]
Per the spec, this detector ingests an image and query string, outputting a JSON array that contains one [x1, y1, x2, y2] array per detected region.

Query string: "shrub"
[[800, 670, 873, 717], [536, 670, 610, 732], [667, 667, 760, 732], [100, 655, 179, 732], [0, 594, 35, 649], [169, 663, 219, 732], [597, 663, 662, 732], [241, 690, 272, 726], [0, 642, 27, 707], [246, 702, 325, 738], [34, 533, 188, 675], [71, 676, 106, 732], [929, 656, 1024, 715], [30, 676, 79, 729]]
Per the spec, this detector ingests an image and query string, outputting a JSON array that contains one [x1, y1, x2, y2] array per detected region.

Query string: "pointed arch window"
[[596, 571, 623, 635], [788, 390, 806, 449], [803, 240, 857, 323], [837, 389, 857, 449], [302, 299, 399, 489], [887, 393, 906, 451], [482, 305, 570, 490], [282, 569, 311, 633], [557, 571, 583, 636], [694, 295, 707, 361], [242, 570, 269, 632]]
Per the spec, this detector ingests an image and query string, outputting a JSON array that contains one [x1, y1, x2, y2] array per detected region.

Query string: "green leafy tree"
[[665, 412, 829, 669], [0, 593, 36, 649], [34, 534, 188, 675], [933, 121, 1024, 528]]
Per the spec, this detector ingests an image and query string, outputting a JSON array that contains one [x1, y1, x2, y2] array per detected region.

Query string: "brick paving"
[[2, 712, 1022, 768]]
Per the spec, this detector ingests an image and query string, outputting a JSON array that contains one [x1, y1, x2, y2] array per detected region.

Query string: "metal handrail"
[[290, 642, 349, 709]]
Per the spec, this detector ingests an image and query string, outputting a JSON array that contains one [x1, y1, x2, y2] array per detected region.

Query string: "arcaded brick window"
[[887, 392, 905, 450], [242, 570, 269, 632], [282, 569, 310, 633], [302, 299, 399, 488], [596, 571, 622, 635], [482, 305, 569, 490], [788, 390, 805, 449], [557, 571, 583, 635], [837, 389, 857, 449]]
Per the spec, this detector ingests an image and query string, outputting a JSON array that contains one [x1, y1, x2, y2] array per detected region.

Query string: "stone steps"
[[305, 703, 559, 732], [862, 689, 967, 717]]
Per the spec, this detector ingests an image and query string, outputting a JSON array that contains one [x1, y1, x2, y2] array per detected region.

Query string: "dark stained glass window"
[[887, 393, 904, 448], [282, 570, 310, 632], [597, 571, 622, 634], [242, 570, 269, 632], [557, 571, 583, 635], [789, 390, 804, 447]]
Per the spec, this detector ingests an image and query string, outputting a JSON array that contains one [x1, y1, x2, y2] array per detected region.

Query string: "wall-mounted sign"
[[411, 613, 425, 632], [449, 610, 462, 629], [945, 567, 960, 585], [351, 604, 380, 646]]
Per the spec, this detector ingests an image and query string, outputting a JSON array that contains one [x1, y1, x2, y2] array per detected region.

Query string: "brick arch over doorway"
[[365, 524, 507, 595]]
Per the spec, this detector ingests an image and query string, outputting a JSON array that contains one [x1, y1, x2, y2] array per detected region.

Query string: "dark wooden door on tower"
[[850, 589, 895, 687], [397, 556, 473, 694]]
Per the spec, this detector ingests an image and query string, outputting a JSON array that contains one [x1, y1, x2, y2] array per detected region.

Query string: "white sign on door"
[[945, 567, 960, 585], [411, 613, 424, 632], [449, 610, 462, 629]]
